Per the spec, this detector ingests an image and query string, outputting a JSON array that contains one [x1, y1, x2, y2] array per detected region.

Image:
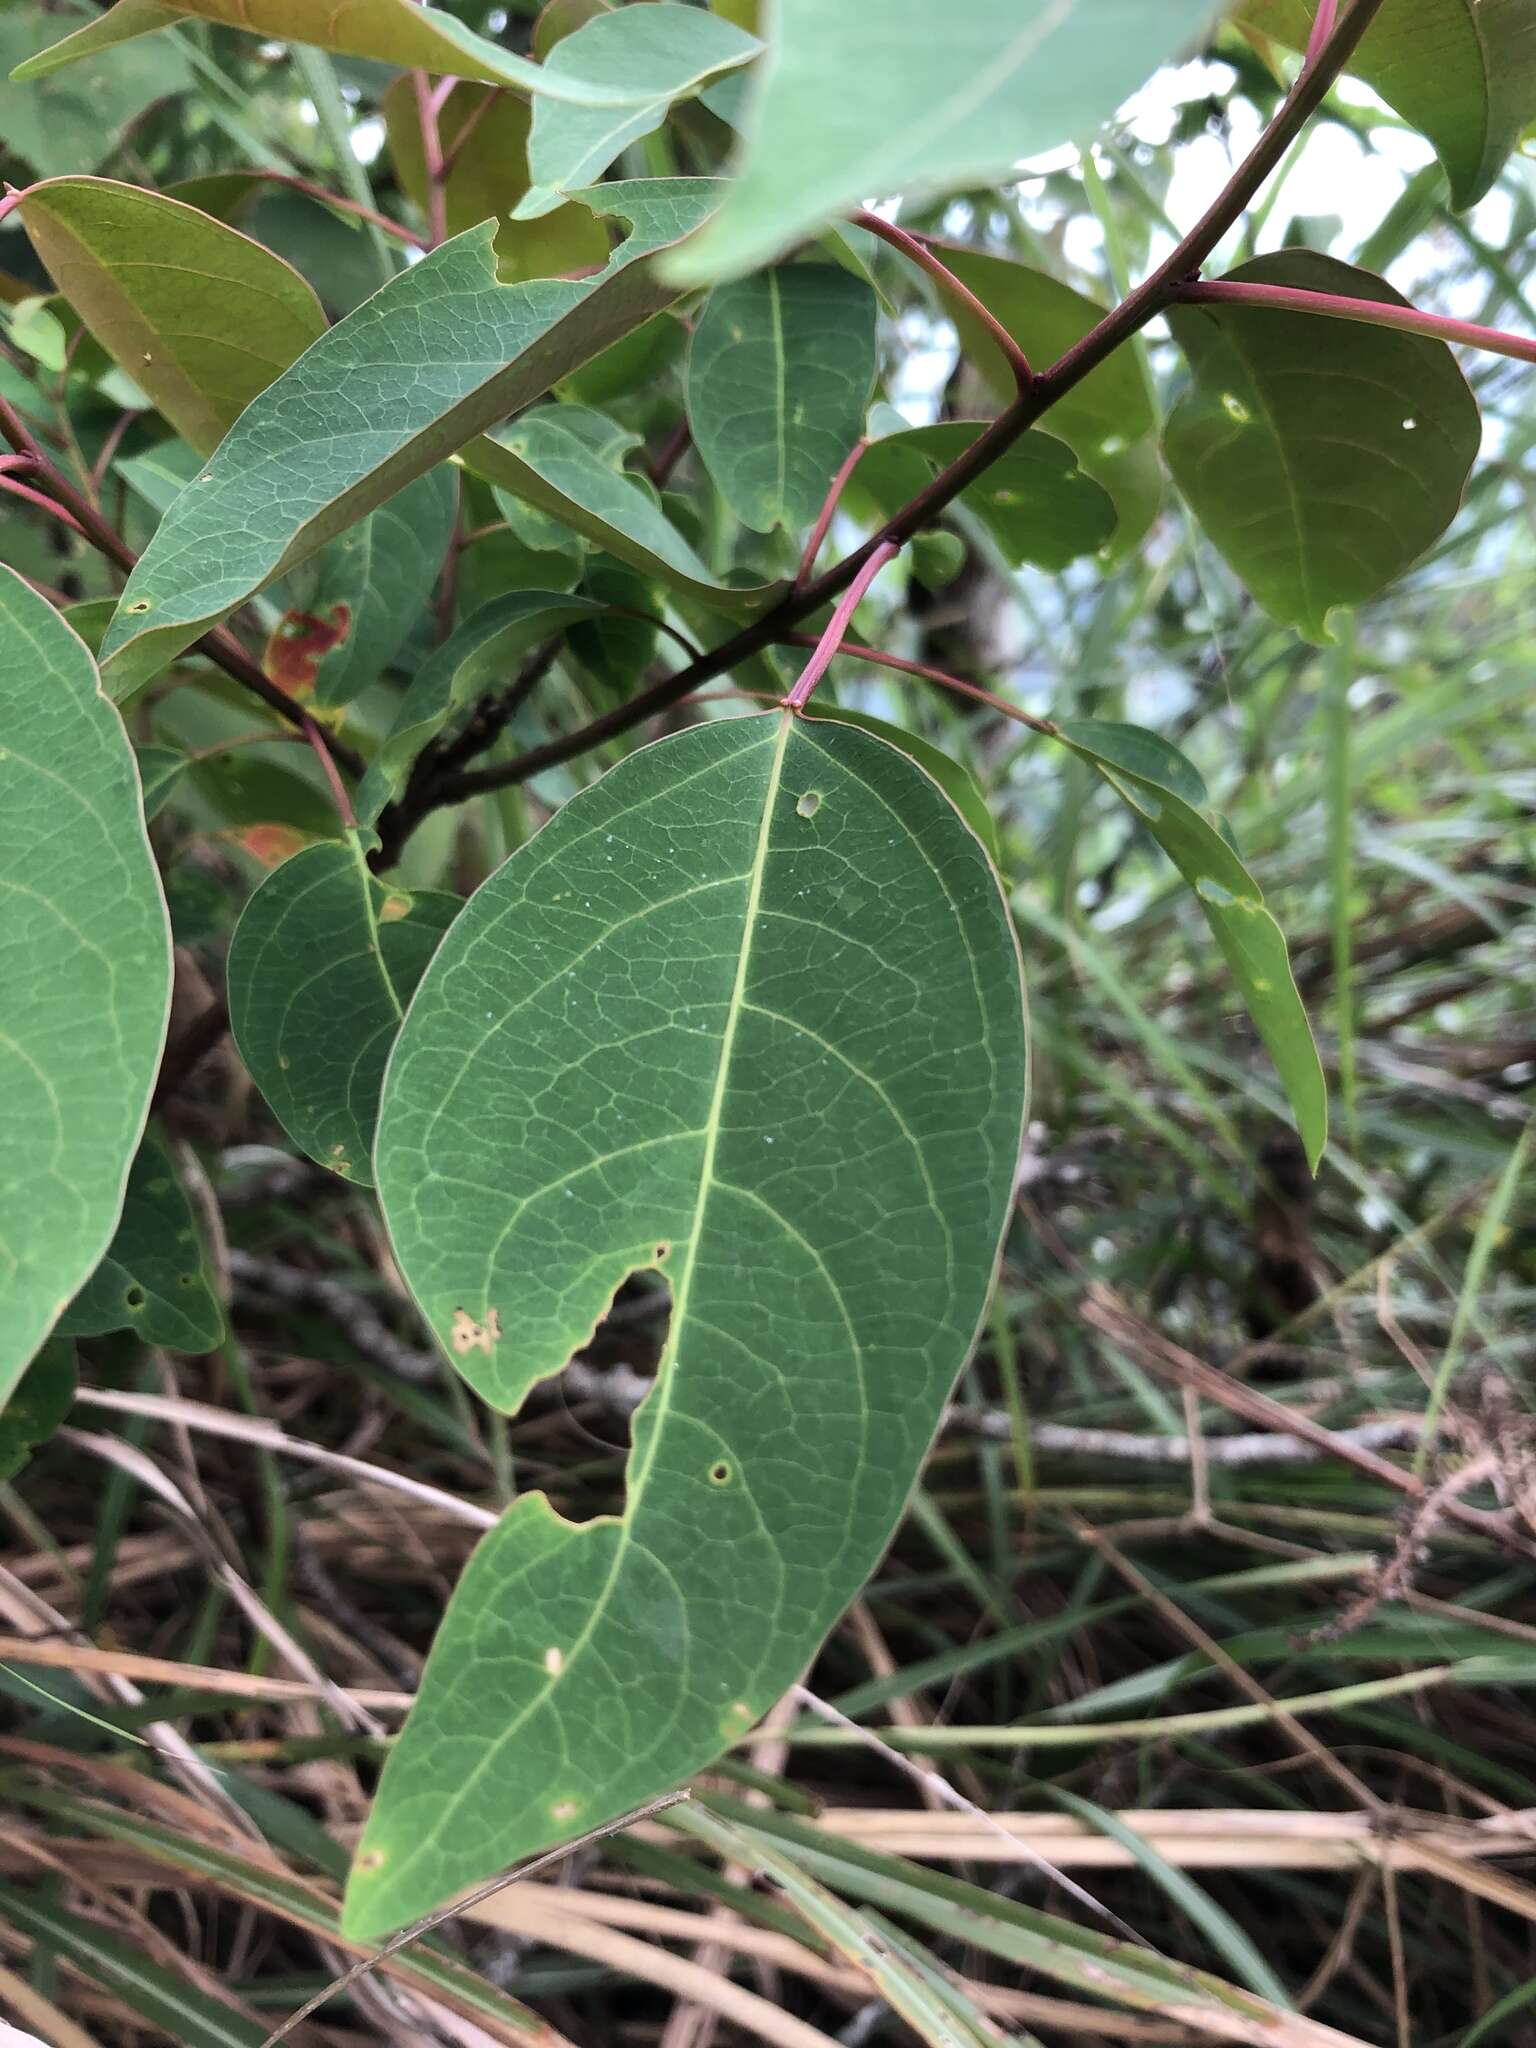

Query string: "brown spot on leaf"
[[231, 824, 310, 869], [379, 893, 413, 923], [451, 1306, 502, 1355], [263, 601, 352, 698]]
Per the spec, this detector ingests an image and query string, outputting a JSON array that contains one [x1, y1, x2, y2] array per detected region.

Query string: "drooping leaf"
[[16, 177, 327, 456], [10, 0, 722, 107], [662, 0, 1221, 283], [266, 469, 458, 710], [228, 836, 459, 1184], [687, 265, 877, 533], [518, 3, 760, 215], [0, 1340, 76, 1485], [347, 710, 1027, 1937], [98, 182, 722, 698], [1164, 252, 1480, 641], [465, 403, 785, 614], [57, 1124, 225, 1350], [1059, 718, 1327, 1169], [355, 590, 605, 826], [0, 6, 191, 177], [0, 569, 171, 1405], [1239, 0, 1536, 209], [851, 423, 1116, 570]]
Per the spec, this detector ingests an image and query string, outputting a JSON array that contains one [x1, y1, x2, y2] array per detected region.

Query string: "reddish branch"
[[783, 540, 899, 712], [852, 210, 1032, 390], [1172, 277, 1536, 368]]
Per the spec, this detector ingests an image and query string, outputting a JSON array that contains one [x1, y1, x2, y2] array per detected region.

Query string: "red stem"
[[779, 634, 1058, 737], [1172, 278, 1536, 368], [0, 470, 92, 538], [1305, 0, 1341, 70], [795, 438, 868, 590], [783, 540, 899, 712], [853, 210, 1032, 391], [413, 72, 450, 250], [302, 715, 358, 831]]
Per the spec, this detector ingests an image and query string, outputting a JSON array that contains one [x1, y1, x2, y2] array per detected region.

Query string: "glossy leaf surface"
[[1059, 719, 1327, 1169], [229, 838, 459, 1184], [58, 1124, 224, 1350], [98, 183, 721, 696], [0, 569, 171, 1403], [1165, 252, 1480, 641], [687, 265, 877, 532], [17, 177, 327, 455], [349, 711, 1027, 1936], [665, 0, 1220, 282], [1240, 0, 1536, 208]]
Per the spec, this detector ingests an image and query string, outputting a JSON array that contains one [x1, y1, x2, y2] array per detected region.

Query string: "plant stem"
[[783, 541, 899, 712], [412, 70, 450, 250], [778, 634, 1059, 738], [291, 45, 397, 288], [852, 210, 1032, 390], [302, 716, 358, 830], [386, 0, 1389, 824], [794, 438, 867, 589], [1171, 277, 1536, 367]]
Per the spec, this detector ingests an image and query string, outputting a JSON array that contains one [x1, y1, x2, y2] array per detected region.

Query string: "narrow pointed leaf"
[[520, 3, 760, 213], [356, 590, 606, 826], [228, 836, 459, 1184], [347, 710, 1027, 1937], [0, 569, 171, 1403], [11, 0, 708, 106], [57, 1124, 225, 1350], [663, 0, 1220, 283], [687, 264, 877, 533], [16, 177, 327, 456], [1059, 718, 1327, 1169], [98, 183, 722, 697], [1164, 252, 1479, 642], [1238, 0, 1536, 209], [852, 424, 1116, 570], [465, 404, 784, 614]]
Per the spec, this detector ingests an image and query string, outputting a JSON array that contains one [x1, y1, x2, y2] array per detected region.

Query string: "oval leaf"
[[687, 264, 878, 533], [17, 176, 327, 456], [346, 710, 1027, 1937], [0, 568, 171, 1402], [58, 1124, 225, 1350], [1165, 252, 1480, 642], [663, 0, 1220, 283], [98, 183, 721, 697], [1059, 718, 1327, 1169], [228, 837, 459, 1184]]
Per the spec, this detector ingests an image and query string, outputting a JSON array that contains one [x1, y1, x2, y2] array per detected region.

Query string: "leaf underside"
[[347, 711, 1027, 1938]]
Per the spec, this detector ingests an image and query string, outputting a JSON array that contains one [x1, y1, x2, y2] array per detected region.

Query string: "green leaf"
[[1164, 251, 1480, 642], [687, 265, 877, 533], [182, 749, 344, 844], [810, 703, 1002, 868], [266, 469, 458, 710], [347, 709, 1027, 1937], [1058, 718, 1327, 1169], [568, 557, 662, 696], [0, 6, 191, 176], [0, 569, 171, 1405], [466, 402, 785, 614], [10, 0, 721, 106], [228, 836, 459, 1184], [1238, 0, 1536, 209], [16, 177, 327, 456], [356, 590, 605, 826], [0, 1340, 76, 1485], [98, 182, 722, 698], [852, 424, 1117, 570], [57, 1124, 225, 1350], [519, 3, 761, 214], [663, 0, 1220, 282]]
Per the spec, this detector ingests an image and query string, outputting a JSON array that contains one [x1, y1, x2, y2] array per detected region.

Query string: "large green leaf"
[[347, 710, 1027, 1937], [851, 423, 1116, 570], [0, 6, 191, 177], [1239, 0, 1536, 209], [1058, 719, 1327, 1169], [520, 3, 761, 213], [228, 837, 459, 1185], [356, 590, 606, 826], [16, 177, 327, 457], [687, 265, 877, 533], [267, 469, 458, 710], [465, 404, 785, 614], [97, 182, 721, 698], [663, 0, 1220, 282], [1164, 252, 1480, 641], [57, 1124, 225, 1350], [10, 0, 715, 105], [0, 569, 171, 1404]]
